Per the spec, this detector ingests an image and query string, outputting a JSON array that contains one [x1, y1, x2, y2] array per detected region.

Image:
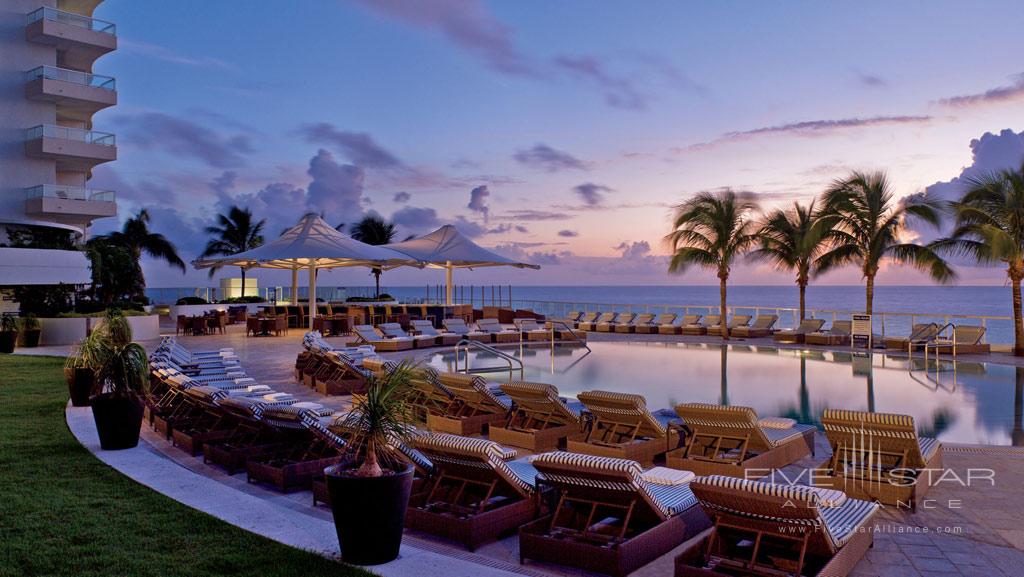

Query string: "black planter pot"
[[325, 462, 414, 565], [22, 329, 41, 348], [91, 394, 144, 450], [0, 331, 17, 354], [65, 367, 94, 407]]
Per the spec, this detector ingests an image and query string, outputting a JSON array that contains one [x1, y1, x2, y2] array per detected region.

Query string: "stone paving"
[[39, 321, 1024, 576]]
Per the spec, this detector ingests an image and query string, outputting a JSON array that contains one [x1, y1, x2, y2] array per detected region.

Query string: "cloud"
[[615, 240, 652, 260], [490, 243, 565, 265], [393, 191, 411, 203], [115, 112, 254, 168], [554, 55, 646, 110], [856, 71, 887, 88], [354, 0, 535, 76], [209, 171, 237, 196], [496, 209, 572, 221], [299, 123, 404, 169], [391, 205, 442, 236], [937, 73, 1024, 107], [119, 39, 235, 70], [558, 229, 578, 237], [573, 182, 613, 206], [468, 185, 491, 220], [512, 144, 587, 172], [514, 225, 529, 233], [305, 149, 367, 221]]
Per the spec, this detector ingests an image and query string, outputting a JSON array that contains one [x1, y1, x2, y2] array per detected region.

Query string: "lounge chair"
[[309, 352, 369, 396], [773, 318, 826, 343], [933, 324, 989, 355], [814, 409, 942, 509], [409, 319, 461, 346], [169, 386, 234, 456], [203, 396, 293, 474], [678, 475, 879, 577], [637, 313, 674, 334], [520, 452, 710, 577], [475, 317, 520, 343], [598, 312, 632, 332], [586, 311, 619, 332], [567, 390, 680, 466], [426, 372, 511, 435], [574, 311, 599, 331], [805, 320, 852, 346], [709, 314, 751, 337], [491, 381, 584, 450], [560, 311, 584, 327], [406, 433, 539, 550], [729, 314, 778, 338], [883, 322, 939, 351], [442, 318, 490, 343], [246, 404, 347, 492], [513, 318, 551, 341], [380, 322, 439, 349], [668, 403, 816, 477], [615, 312, 654, 333], [680, 314, 716, 336], [352, 324, 414, 351]]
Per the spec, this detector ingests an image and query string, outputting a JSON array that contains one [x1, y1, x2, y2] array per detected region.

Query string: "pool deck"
[[36, 324, 1024, 576]]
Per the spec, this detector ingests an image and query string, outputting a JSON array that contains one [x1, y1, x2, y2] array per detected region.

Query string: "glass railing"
[[26, 184, 115, 203], [27, 7, 116, 35], [26, 65, 115, 91], [25, 125, 116, 146]]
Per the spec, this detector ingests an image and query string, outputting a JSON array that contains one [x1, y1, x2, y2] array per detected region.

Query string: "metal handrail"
[[27, 6, 116, 35], [546, 319, 591, 351], [453, 338, 524, 382], [26, 65, 116, 90]]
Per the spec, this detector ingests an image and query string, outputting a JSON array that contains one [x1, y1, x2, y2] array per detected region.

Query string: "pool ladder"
[[453, 338, 524, 381], [545, 319, 591, 352]]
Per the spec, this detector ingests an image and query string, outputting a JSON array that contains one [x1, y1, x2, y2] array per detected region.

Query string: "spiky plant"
[[72, 309, 148, 397], [333, 362, 416, 477]]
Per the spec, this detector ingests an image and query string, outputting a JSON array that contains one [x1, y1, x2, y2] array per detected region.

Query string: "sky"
[[87, 0, 1024, 289]]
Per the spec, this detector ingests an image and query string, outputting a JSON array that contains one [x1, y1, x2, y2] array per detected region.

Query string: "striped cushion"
[[414, 433, 534, 495], [762, 423, 815, 446], [918, 437, 941, 461], [578, 390, 665, 437], [438, 373, 511, 410], [695, 475, 822, 504], [819, 498, 879, 547], [758, 417, 797, 429]]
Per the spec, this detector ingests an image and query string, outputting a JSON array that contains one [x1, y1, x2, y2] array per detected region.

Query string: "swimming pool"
[[423, 341, 1024, 446]]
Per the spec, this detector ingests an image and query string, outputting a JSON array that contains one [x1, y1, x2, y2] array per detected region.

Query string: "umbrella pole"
[[291, 268, 298, 305], [308, 263, 317, 330], [445, 261, 453, 305]]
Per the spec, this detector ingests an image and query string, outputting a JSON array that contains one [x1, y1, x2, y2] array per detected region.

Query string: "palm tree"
[[349, 215, 398, 297], [101, 209, 185, 300], [749, 198, 832, 321], [665, 190, 760, 339], [817, 171, 953, 316], [933, 162, 1024, 354], [201, 206, 266, 298]]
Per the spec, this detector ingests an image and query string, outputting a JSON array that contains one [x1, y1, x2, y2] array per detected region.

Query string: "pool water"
[[424, 341, 1024, 446]]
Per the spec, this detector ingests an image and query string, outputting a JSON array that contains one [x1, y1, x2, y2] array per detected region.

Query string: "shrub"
[[218, 296, 264, 304], [175, 296, 208, 305]]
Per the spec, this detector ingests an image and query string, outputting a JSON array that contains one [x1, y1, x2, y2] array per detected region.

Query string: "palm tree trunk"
[[865, 273, 875, 316], [1012, 273, 1024, 356], [240, 267, 246, 298], [374, 268, 381, 298], [798, 281, 807, 322], [719, 276, 729, 340]]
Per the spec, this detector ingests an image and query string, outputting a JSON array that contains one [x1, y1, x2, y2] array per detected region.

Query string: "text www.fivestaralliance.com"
[[776, 525, 964, 536]]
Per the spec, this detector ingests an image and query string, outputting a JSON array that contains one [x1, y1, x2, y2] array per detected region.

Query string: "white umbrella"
[[194, 214, 420, 328], [384, 224, 540, 305]]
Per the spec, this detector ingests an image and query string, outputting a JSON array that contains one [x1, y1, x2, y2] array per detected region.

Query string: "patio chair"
[[520, 451, 710, 577], [491, 381, 585, 451], [442, 318, 490, 343], [574, 311, 599, 330], [561, 311, 584, 327], [169, 386, 234, 456], [706, 314, 751, 337], [773, 318, 826, 343], [406, 433, 540, 550], [933, 324, 989, 354], [883, 322, 940, 351], [613, 312, 652, 333], [730, 314, 778, 338], [567, 390, 680, 466], [637, 313, 674, 334], [309, 352, 370, 396], [353, 324, 414, 351], [814, 409, 942, 509], [203, 396, 293, 474], [475, 317, 521, 343], [426, 372, 511, 435], [380, 322, 439, 348], [598, 312, 633, 332], [678, 475, 879, 577], [680, 314, 716, 336], [805, 320, 853, 346], [410, 319, 461, 345], [246, 404, 348, 492], [668, 403, 816, 477], [513, 318, 552, 341], [581, 311, 617, 332]]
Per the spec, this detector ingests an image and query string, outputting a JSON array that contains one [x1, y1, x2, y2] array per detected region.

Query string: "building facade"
[[0, 0, 116, 285]]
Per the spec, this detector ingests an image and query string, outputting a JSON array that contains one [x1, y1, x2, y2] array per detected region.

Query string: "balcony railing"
[[26, 185, 115, 203], [26, 65, 115, 91], [27, 7, 116, 35], [25, 125, 115, 146]]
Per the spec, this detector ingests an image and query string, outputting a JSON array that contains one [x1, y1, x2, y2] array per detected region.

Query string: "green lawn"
[[0, 355, 373, 577]]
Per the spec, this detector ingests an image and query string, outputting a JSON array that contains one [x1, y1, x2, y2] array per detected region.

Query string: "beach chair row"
[[349, 317, 583, 351]]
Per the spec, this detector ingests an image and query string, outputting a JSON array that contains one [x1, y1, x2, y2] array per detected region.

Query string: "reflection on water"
[[425, 341, 1024, 446]]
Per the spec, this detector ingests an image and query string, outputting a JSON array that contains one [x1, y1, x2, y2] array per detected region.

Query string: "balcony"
[[26, 7, 116, 70], [24, 185, 117, 221], [24, 125, 117, 171], [25, 66, 116, 121]]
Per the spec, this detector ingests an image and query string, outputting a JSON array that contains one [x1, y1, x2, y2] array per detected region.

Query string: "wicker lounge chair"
[[203, 396, 294, 474], [520, 452, 710, 577], [308, 352, 369, 396], [491, 381, 584, 450], [426, 372, 511, 435], [380, 322, 439, 348], [730, 314, 778, 338], [406, 433, 539, 550], [410, 319, 461, 346], [513, 318, 552, 341], [352, 324, 414, 351], [568, 390, 680, 466], [773, 318, 826, 343], [883, 322, 939, 351], [169, 386, 234, 456], [615, 312, 654, 333], [598, 312, 632, 332], [585, 311, 618, 332], [932, 324, 989, 354], [668, 404, 816, 477], [246, 404, 348, 492], [443, 318, 491, 343], [804, 320, 852, 346], [814, 409, 942, 509], [561, 311, 584, 327], [677, 475, 879, 577], [710, 315, 751, 337], [637, 313, 674, 334], [574, 311, 599, 331], [680, 314, 716, 336], [476, 317, 521, 343]]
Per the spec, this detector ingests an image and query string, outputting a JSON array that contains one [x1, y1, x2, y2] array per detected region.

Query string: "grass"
[[0, 355, 374, 577]]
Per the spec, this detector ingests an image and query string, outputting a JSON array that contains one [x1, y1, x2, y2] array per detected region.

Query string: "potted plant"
[[21, 314, 41, 347], [64, 348, 95, 407], [74, 310, 149, 450], [324, 362, 417, 565], [0, 314, 19, 354]]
